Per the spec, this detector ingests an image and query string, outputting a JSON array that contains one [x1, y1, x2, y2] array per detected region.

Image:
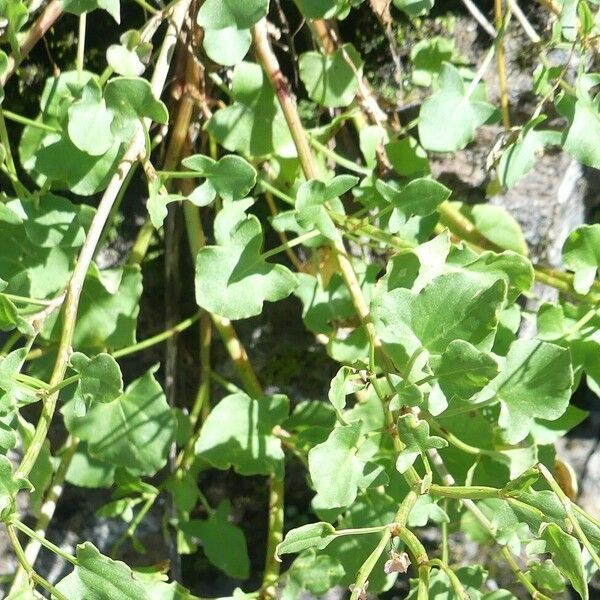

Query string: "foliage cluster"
[[1, 0, 600, 599]]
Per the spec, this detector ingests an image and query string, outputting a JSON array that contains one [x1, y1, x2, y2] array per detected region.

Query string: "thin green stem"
[[429, 484, 501, 500], [112, 312, 201, 358], [427, 559, 469, 597], [15, 0, 192, 480], [261, 474, 284, 600], [2, 110, 59, 132], [437, 396, 499, 419], [537, 462, 600, 571], [258, 177, 295, 207], [9, 438, 79, 594], [308, 136, 371, 176], [132, 0, 160, 14], [463, 499, 551, 600], [111, 492, 158, 557], [7, 525, 68, 600], [3, 294, 56, 307], [260, 230, 320, 260], [0, 109, 29, 197], [46, 374, 80, 395], [210, 370, 244, 394], [1, 331, 21, 356], [349, 487, 421, 600]]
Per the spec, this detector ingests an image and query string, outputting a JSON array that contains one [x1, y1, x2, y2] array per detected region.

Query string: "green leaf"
[[67, 81, 114, 156], [182, 154, 257, 203], [294, 0, 350, 18], [447, 245, 534, 302], [408, 495, 449, 527], [296, 175, 357, 239], [285, 551, 345, 596], [0, 201, 79, 299], [197, 0, 268, 29], [44, 265, 142, 351], [65, 442, 115, 488], [385, 137, 430, 177], [419, 63, 495, 152], [556, 87, 600, 169], [202, 26, 252, 66], [461, 498, 530, 554], [18, 194, 85, 248], [34, 136, 124, 196], [206, 62, 295, 158], [0, 455, 32, 521], [56, 542, 151, 599], [562, 224, 600, 294], [477, 340, 573, 444], [528, 559, 566, 593], [276, 522, 337, 556], [328, 366, 363, 418], [410, 37, 455, 87], [195, 392, 288, 477], [195, 215, 298, 319], [62, 0, 120, 21], [0, 349, 38, 414], [104, 76, 168, 139], [396, 413, 447, 473], [182, 500, 250, 579], [527, 523, 588, 600], [65, 367, 176, 476], [497, 120, 561, 188], [308, 422, 366, 509], [106, 33, 150, 77], [449, 201, 529, 255], [431, 340, 499, 401], [299, 44, 363, 108], [376, 177, 450, 217], [373, 273, 505, 370], [407, 564, 487, 599], [393, 0, 434, 16], [70, 352, 123, 412]]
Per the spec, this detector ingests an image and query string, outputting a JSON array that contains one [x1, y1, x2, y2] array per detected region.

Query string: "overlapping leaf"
[[195, 392, 288, 477], [195, 215, 298, 319], [65, 367, 175, 476]]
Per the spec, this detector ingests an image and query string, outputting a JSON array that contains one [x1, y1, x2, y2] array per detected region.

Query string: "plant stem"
[[1, 109, 59, 132], [464, 499, 552, 600], [261, 474, 284, 599], [429, 484, 501, 500], [258, 177, 295, 207], [76, 14, 86, 79], [111, 491, 158, 557], [0, 0, 64, 87], [350, 487, 420, 600], [46, 374, 80, 395], [495, 0, 511, 129], [15, 0, 192, 480], [252, 17, 423, 492], [427, 559, 469, 597], [3, 294, 55, 307], [461, 0, 496, 36], [7, 525, 68, 600], [11, 519, 77, 565], [112, 312, 201, 358], [9, 438, 78, 594], [309, 136, 371, 176], [260, 230, 320, 260], [537, 462, 600, 570]]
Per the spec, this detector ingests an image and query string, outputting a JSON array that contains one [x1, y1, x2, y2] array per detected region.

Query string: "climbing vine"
[[1, 0, 600, 598]]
